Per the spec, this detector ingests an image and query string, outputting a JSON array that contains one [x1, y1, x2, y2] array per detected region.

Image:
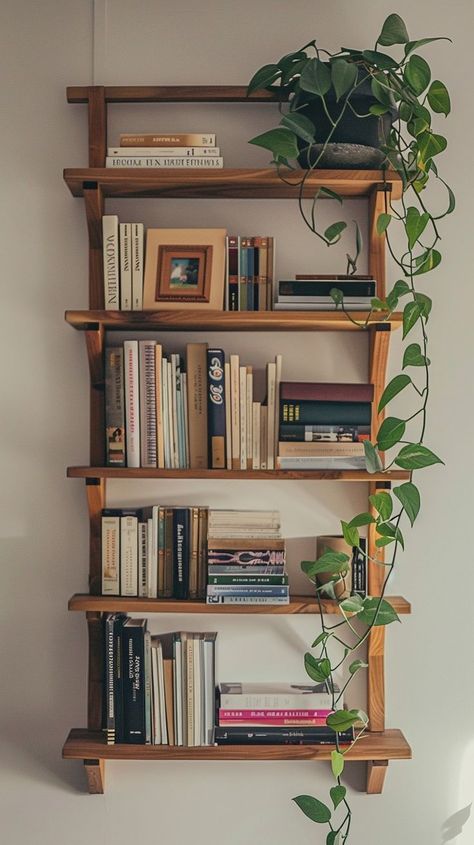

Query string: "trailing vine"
[[247, 13, 453, 843]]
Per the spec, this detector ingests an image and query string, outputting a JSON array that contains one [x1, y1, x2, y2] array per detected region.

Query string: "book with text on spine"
[[108, 146, 220, 157], [120, 133, 216, 147], [105, 347, 125, 466], [102, 215, 119, 308], [106, 157, 223, 168]]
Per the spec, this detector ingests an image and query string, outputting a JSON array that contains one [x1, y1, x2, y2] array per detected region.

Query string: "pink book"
[[218, 709, 332, 719]]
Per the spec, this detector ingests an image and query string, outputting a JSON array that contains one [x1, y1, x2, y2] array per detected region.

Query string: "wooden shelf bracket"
[[84, 758, 105, 794]]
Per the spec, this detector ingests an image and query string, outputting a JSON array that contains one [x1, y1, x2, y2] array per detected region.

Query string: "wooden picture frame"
[[156, 244, 212, 302]]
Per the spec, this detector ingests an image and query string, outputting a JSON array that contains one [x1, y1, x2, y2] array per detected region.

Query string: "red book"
[[280, 382, 374, 403]]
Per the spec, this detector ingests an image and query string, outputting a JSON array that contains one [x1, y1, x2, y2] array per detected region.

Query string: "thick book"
[[119, 223, 132, 310], [173, 508, 190, 599], [218, 717, 328, 726], [280, 400, 372, 426], [186, 343, 208, 469], [124, 340, 141, 466], [208, 574, 288, 585], [207, 595, 290, 605], [278, 442, 365, 458], [102, 215, 119, 308], [206, 585, 289, 597], [120, 133, 216, 147], [208, 565, 286, 575], [214, 726, 353, 745], [139, 340, 157, 467], [278, 280, 376, 297], [104, 613, 128, 744], [218, 682, 337, 710], [281, 382, 373, 403], [219, 708, 331, 720], [120, 515, 138, 596], [277, 456, 366, 470], [122, 618, 148, 743], [131, 223, 144, 310], [106, 156, 223, 168], [108, 146, 220, 157], [279, 423, 369, 442], [101, 514, 120, 595], [207, 349, 226, 468]]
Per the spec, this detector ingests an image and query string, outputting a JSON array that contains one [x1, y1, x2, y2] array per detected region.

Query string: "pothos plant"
[[247, 13, 453, 843]]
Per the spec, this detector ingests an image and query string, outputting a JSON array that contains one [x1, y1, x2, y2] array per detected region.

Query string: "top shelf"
[[63, 168, 403, 200], [67, 85, 286, 103]]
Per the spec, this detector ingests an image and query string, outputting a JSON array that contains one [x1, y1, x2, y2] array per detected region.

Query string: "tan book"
[[186, 343, 208, 469], [266, 362, 276, 470], [260, 405, 268, 470], [239, 366, 247, 470], [185, 636, 194, 747], [224, 362, 232, 470], [197, 507, 209, 599], [188, 506, 200, 599], [208, 538, 285, 551], [252, 402, 261, 470], [230, 354, 240, 469], [278, 441, 365, 457], [155, 345, 164, 468], [120, 133, 216, 147], [246, 368, 253, 469], [163, 658, 175, 746], [158, 507, 165, 598]]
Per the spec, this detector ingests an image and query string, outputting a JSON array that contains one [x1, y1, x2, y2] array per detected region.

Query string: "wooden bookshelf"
[[67, 466, 410, 482]]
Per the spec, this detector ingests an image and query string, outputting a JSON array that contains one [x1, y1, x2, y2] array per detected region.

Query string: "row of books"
[[106, 132, 224, 168], [226, 235, 275, 311], [105, 341, 282, 470], [274, 276, 377, 311], [104, 617, 216, 745], [102, 216, 144, 310]]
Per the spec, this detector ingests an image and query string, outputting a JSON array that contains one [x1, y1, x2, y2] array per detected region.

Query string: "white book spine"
[[246, 372, 253, 470], [120, 515, 138, 596], [252, 402, 261, 470], [149, 506, 159, 598], [230, 354, 240, 470], [276, 456, 366, 469], [182, 372, 190, 469], [171, 356, 180, 469], [266, 362, 276, 470], [106, 156, 223, 168], [132, 223, 144, 310], [155, 345, 165, 468], [162, 358, 170, 468], [139, 340, 157, 467], [225, 236, 229, 312], [108, 146, 220, 156], [167, 361, 176, 468], [146, 518, 154, 598], [239, 367, 247, 470], [124, 340, 140, 467], [260, 405, 267, 470], [102, 215, 120, 308], [274, 354, 282, 464], [224, 362, 232, 470], [101, 515, 120, 595], [138, 521, 148, 597], [119, 223, 132, 310]]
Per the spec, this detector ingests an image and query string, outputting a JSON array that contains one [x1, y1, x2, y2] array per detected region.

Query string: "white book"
[[138, 521, 148, 597], [224, 362, 232, 470], [120, 515, 138, 596], [151, 646, 162, 745], [102, 215, 120, 308], [252, 402, 261, 470], [148, 506, 159, 598], [155, 345, 165, 468], [260, 406, 267, 470], [239, 366, 247, 470], [156, 643, 168, 744], [106, 156, 223, 168], [139, 340, 157, 467], [174, 640, 183, 746], [246, 371, 253, 470], [101, 515, 120, 595], [276, 456, 367, 469], [119, 223, 132, 310], [131, 223, 144, 310], [274, 354, 282, 464], [171, 355, 180, 469], [182, 372, 190, 469], [167, 360, 176, 468], [193, 638, 202, 746], [203, 637, 216, 746], [108, 146, 220, 157], [266, 362, 276, 470], [147, 518, 155, 599], [124, 340, 140, 466], [161, 358, 170, 468], [230, 354, 240, 470]]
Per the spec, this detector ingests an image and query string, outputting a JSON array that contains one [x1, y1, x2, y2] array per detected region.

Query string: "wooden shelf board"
[[63, 727, 411, 761], [68, 593, 411, 615], [67, 85, 286, 103], [65, 309, 402, 332], [67, 466, 410, 481], [63, 168, 403, 200]]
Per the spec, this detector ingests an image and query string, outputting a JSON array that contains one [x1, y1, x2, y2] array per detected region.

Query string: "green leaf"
[[413, 249, 441, 276], [376, 521, 405, 549], [281, 112, 315, 143], [331, 58, 358, 100], [330, 287, 343, 306], [377, 13, 409, 46], [369, 491, 393, 520], [404, 55, 431, 95], [302, 552, 350, 578], [324, 221, 347, 243], [361, 50, 399, 70], [349, 659, 368, 675], [370, 103, 389, 116], [371, 296, 388, 310], [392, 280, 411, 298], [359, 597, 400, 626], [371, 76, 392, 107], [403, 342, 430, 368], [300, 58, 331, 96], [277, 50, 308, 73], [364, 441, 383, 474], [327, 832, 341, 845], [377, 417, 406, 451], [247, 64, 281, 94], [427, 80, 451, 115], [329, 785, 346, 811], [399, 101, 413, 123], [341, 520, 359, 548], [378, 374, 411, 412], [418, 131, 447, 163], [249, 127, 299, 159], [414, 292, 432, 318], [375, 535, 395, 548], [393, 481, 421, 526], [312, 631, 331, 647], [395, 443, 444, 469], [376, 213, 391, 235], [319, 187, 343, 203], [405, 206, 430, 250], [293, 795, 332, 824], [404, 37, 452, 58], [327, 709, 363, 732], [339, 595, 364, 614], [349, 512, 375, 528], [403, 302, 422, 338], [304, 653, 332, 683], [331, 750, 345, 778]]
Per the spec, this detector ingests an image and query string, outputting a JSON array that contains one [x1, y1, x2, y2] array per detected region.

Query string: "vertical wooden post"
[[84, 758, 105, 794], [86, 611, 104, 731], [85, 325, 106, 466], [367, 760, 388, 794], [368, 186, 391, 301], [84, 184, 104, 310], [86, 478, 106, 595], [87, 86, 107, 167]]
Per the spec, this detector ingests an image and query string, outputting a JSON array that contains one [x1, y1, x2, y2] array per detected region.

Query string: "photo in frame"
[[144, 228, 226, 310]]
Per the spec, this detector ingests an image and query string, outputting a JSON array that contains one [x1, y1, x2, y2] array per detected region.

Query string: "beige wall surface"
[[1, 0, 473, 842]]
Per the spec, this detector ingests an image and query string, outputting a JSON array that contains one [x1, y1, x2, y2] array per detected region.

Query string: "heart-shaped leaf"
[[348, 512, 375, 528], [413, 249, 441, 276], [331, 58, 358, 100], [341, 520, 359, 548], [393, 481, 421, 525], [405, 206, 430, 250], [293, 795, 332, 824], [377, 417, 406, 451], [247, 63, 281, 94], [376, 521, 405, 549], [427, 79, 451, 115], [304, 653, 332, 683], [364, 441, 383, 474], [331, 749, 345, 778], [249, 127, 299, 159], [339, 595, 364, 614], [414, 292, 432, 318], [403, 342, 430, 368], [418, 132, 447, 164], [404, 54, 431, 95], [300, 58, 331, 95], [377, 13, 409, 46], [378, 374, 411, 412], [403, 302, 422, 338], [369, 491, 393, 520], [327, 709, 361, 731], [281, 112, 315, 143], [349, 659, 368, 675], [329, 785, 346, 811], [362, 50, 399, 70], [324, 221, 347, 243], [376, 213, 391, 235], [404, 37, 451, 58], [358, 597, 400, 626], [395, 443, 443, 469]]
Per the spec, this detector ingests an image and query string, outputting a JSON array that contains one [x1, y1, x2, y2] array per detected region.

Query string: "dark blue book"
[[173, 508, 190, 599], [214, 726, 354, 745], [122, 618, 147, 744], [207, 349, 226, 468]]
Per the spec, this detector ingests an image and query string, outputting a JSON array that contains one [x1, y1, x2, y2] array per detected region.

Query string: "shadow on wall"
[[441, 804, 472, 842]]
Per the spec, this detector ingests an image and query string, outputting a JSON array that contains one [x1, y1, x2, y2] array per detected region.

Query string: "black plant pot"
[[296, 70, 396, 169]]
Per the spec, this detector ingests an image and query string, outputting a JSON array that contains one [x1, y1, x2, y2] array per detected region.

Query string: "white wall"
[[1, 1, 473, 843]]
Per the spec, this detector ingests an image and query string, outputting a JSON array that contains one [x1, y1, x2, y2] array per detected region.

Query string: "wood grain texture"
[[67, 466, 410, 482], [367, 759, 389, 794], [64, 169, 403, 200], [63, 728, 411, 762], [67, 85, 286, 103], [83, 759, 105, 794], [87, 86, 106, 167], [369, 187, 390, 300], [85, 327, 105, 387], [86, 612, 104, 731], [67, 593, 411, 615], [65, 309, 402, 333], [85, 479, 105, 595]]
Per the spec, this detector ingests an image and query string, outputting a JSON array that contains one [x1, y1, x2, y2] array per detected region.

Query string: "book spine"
[[119, 223, 132, 310], [163, 508, 174, 597], [224, 362, 232, 470], [239, 366, 247, 470], [102, 215, 120, 308], [197, 507, 209, 600], [257, 236, 268, 312], [105, 615, 116, 743], [280, 400, 372, 426], [106, 156, 223, 168], [278, 280, 376, 297], [108, 146, 220, 156], [266, 362, 276, 470], [281, 382, 374, 403], [173, 508, 190, 599], [246, 369, 253, 469], [279, 424, 368, 441], [102, 516, 120, 594], [218, 717, 329, 726], [188, 506, 200, 600], [220, 694, 334, 710], [277, 456, 366, 469], [260, 405, 267, 470], [139, 340, 157, 467], [138, 522, 148, 598], [252, 402, 260, 470], [207, 349, 226, 468], [207, 585, 289, 597], [186, 343, 208, 469], [267, 237, 275, 310], [162, 358, 171, 468], [182, 372, 190, 469], [207, 595, 290, 605], [157, 507, 165, 598], [230, 354, 240, 469], [105, 347, 125, 466], [114, 615, 126, 743], [208, 574, 288, 585], [209, 565, 285, 575], [124, 340, 140, 466], [185, 637, 194, 747], [144, 630, 152, 744], [120, 515, 138, 596], [218, 709, 331, 719], [246, 238, 255, 311], [120, 133, 216, 146], [155, 345, 165, 468], [278, 442, 365, 457], [239, 237, 248, 311], [227, 235, 239, 311], [214, 728, 352, 745], [274, 354, 282, 465], [131, 223, 144, 310], [175, 360, 184, 468], [122, 624, 146, 743]]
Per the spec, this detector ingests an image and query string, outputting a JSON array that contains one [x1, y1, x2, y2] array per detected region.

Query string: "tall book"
[[104, 613, 127, 745], [122, 618, 148, 743], [186, 343, 208, 469], [239, 366, 247, 470], [131, 223, 144, 310], [274, 354, 282, 464], [173, 508, 190, 599], [246, 368, 253, 469], [119, 223, 132, 310], [105, 347, 125, 466], [224, 362, 232, 470], [266, 362, 276, 470], [227, 235, 240, 311], [102, 215, 120, 308], [124, 340, 140, 466], [101, 514, 120, 595], [155, 345, 165, 468], [139, 340, 157, 468], [230, 354, 240, 470], [121, 514, 138, 596]]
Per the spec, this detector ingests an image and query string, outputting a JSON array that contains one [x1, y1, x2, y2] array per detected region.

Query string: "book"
[[277, 456, 366, 469], [239, 366, 247, 470], [218, 708, 331, 720], [186, 343, 208, 469], [139, 340, 157, 467], [102, 215, 120, 308], [278, 442, 365, 458], [119, 223, 132, 309], [224, 362, 232, 470], [266, 362, 276, 470], [131, 223, 144, 310], [138, 521, 148, 598], [252, 402, 260, 469], [206, 585, 289, 597], [155, 345, 165, 468], [101, 514, 120, 595], [219, 682, 337, 710], [278, 279, 376, 297], [230, 354, 240, 470], [281, 382, 374, 403], [124, 340, 141, 466], [122, 618, 148, 743], [208, 573, 288, 585], [207, 349, 226, 469], [108, 146, 220, 157], [106, 157, 224, 168], [173, 508, 190, 599], [214, 726, 353, 745], [260, 405, 267, 469], [120, 133, 216, 147], [207, 595, 290, 605], [274, 302, 373, 311], [104, 613, 128, 744], [105, 347, 125, 466], [120, 514, 138, 596], [188, 507, 200, 600], [280, 400, 372, 426], [209, 565, 286, 575], [227, 235, 239, 310], [279, 424, 369, 442]]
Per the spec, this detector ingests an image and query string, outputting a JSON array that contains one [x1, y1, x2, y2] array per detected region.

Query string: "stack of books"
[[274, 276, 376, 311], [105, 132, 223, 168], [102, 216, 145, 309], [105, 342, 282, 471], [215, 682, 353, 745], [104, 617, 217, 746], [225, 236, 275, 311], [206, 510, 288, 606], [277, 382, 373, 470]]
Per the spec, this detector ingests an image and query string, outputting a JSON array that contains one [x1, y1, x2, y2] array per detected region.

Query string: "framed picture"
[[144, 228, 226, 310]]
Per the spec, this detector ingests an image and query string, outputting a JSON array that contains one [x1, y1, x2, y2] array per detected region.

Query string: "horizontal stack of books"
[[274, 275, 376, 311], [206, 510, 288, 605], [277, 382, 373, 470], [104, 617, 216, 746], [105, 132, 223, 168], [215, 682, 353, 745], [225, 235, 275, 311], [106, 342, 282, 470]]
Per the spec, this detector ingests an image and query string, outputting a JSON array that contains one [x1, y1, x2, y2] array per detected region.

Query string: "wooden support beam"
[[83, 185, 104, 309], [367, 760, 388, 794], [85, 478, 106, 595], [85, 325, 105, 387], [84, 758, 105, 794], [368, 186, 391, 300], [87, 86, 107, 167], [86, 612, 104, 731]]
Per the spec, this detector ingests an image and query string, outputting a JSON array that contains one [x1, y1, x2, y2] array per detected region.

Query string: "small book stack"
[[102, 216, 145, 309], [106, 132, 223, 168], [274, 275, 376, 311], [225, 236, 275, 311], [215, 682, 353, 745], [277, 382, 373, 470], [206, 510, 288, 606], [104, 617, 216, 746]]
